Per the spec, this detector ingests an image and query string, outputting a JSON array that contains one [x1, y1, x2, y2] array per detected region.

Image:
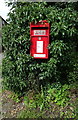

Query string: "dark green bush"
[[2, 2, 78, 95]]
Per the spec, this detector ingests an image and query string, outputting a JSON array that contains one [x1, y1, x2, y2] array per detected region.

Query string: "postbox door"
[[30, 36, 49, 58]]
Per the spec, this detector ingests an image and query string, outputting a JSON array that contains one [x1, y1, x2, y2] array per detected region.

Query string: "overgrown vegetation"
[[2, 2, 78, 94], [2, 2, 78, 119], [18, 82, 78, 118], [23, 83, 70, 110]]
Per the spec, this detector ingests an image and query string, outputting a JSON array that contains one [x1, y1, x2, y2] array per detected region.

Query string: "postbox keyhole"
[[38, 37, 41, 40]]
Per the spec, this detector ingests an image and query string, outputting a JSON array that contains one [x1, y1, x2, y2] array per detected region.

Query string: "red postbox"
[[30, 20, 50, 59]]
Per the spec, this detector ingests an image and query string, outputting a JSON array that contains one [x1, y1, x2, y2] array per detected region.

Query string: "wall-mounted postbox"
[[30, 20, 50, 59]]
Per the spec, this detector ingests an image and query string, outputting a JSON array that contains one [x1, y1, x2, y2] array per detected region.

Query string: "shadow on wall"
[[0, 16, 7, 53]]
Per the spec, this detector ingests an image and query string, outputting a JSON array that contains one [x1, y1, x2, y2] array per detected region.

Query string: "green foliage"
[[23, 83, 70, 112], [2, 2, 78, 94], [7, 92, 20, 103], [18, 82, 77, 118], [18, 108, 44, 118], [24, 86, 45, 111], [46, 83, 70, 106], [68, 57, 78, 83]]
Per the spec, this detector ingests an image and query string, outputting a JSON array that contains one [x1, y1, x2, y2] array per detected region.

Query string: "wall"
[[0, 16, 7, 53]]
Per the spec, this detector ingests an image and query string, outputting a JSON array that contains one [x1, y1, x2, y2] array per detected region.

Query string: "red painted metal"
[[30, 20, 50, 59]]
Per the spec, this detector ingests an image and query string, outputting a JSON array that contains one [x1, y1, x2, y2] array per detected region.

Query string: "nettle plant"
[[2, 2, 78, 95]]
